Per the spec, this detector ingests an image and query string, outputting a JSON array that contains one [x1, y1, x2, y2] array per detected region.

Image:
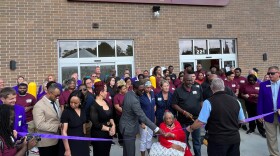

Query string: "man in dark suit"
[[258, 66, 280, 156], [119, 81, 164, 156]]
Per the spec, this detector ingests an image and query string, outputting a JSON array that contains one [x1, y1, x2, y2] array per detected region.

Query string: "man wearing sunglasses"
[[257, 66, 280, 156], [33, 82, 61, 156]]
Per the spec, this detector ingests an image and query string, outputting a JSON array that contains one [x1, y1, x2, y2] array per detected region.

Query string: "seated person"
[[150, 111, 192, 156]]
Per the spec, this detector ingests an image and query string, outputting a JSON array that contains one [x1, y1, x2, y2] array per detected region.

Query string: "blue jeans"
[[182, 123, 201, 156]]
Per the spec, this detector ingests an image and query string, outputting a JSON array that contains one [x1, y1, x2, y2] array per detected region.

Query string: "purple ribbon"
[[18, 112, 276, 142], [18, 132, 112, 141], [244, 111, 275, 123]]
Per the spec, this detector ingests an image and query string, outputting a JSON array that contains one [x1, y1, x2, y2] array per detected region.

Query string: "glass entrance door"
[[80, 63, 115, 80], [196, 59, 221, 71]]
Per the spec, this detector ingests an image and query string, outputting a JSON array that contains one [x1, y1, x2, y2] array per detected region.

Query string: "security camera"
[[154, 11, 160, 17], [152, 6, 160, 18]]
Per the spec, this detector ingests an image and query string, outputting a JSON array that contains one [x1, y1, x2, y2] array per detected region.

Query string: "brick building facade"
[[0, 0, 280, 86]]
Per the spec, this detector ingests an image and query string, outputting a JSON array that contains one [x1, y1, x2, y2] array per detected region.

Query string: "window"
[[179, 38, 237, 72], [61, 66, 78, 82], [117, 64, 132, 77], [209, 40, 221, 54], [58, 40, 134, 83], [179, 40, 192, 55], [179, 39, 237, 55], [194, 40, 207, 55], [58, 40, 133, 58], [98, 40, 115, 57], [79, 41, 97, 58], [80, 66, 96, 80], [222, 40, 235, 54], [59, 41, 78, 58], [116, 40, 133, 56]]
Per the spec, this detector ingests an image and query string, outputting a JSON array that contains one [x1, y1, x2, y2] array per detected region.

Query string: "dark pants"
[[38, 143, 59, 156], [207, 141, 240, 156], [245, 101, 265, 134], [122, 135, 136, 156], [182, 123, 201, 156], [91, 130, 111, 156], [116, 115, 123, 144]]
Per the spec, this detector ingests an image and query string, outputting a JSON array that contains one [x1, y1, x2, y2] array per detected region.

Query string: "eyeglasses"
[[91, 75, 97, 77], [50, 92, 60, 98], [79, 88, 87, 91], [267, 72, 277, 75]]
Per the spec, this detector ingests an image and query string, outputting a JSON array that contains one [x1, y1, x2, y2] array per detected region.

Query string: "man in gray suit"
[[120, 81, 164, 156]]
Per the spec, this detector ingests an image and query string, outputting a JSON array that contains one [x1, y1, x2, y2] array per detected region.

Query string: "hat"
[[252, 68, 259, 73], [144, 81, 152, 87]]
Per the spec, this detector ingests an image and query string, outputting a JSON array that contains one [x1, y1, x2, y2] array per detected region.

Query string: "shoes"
[[260, 133, 266, 138], [119, 143, 123, 148], [246, 129, 254, 134], [30, 147, 39, 155], [241, 125, 248, 131], [111, 141, 116, 145]]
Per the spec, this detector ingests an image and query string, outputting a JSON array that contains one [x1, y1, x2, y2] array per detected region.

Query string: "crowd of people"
[[0, 64, 279, 156]]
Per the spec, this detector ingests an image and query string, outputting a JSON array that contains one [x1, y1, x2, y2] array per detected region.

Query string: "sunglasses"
[[80, 88, 87, 91], [267, 72, 277, 75], [51, 92, 60, 98]]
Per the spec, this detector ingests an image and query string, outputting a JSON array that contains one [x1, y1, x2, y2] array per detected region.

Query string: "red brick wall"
[[0, 0, 279, 86]]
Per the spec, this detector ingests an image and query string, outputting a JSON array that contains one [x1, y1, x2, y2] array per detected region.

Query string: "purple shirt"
[[0, 103, 27, 138], [13, 85, 19, 93], [14, 104, 28, 133], [37, 91, 46, 100]]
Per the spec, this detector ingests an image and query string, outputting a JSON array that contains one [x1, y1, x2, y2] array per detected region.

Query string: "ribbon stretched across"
[[243, 111, 275, 123], [18, 111, 275, 142], [18, 132, 112, 141]]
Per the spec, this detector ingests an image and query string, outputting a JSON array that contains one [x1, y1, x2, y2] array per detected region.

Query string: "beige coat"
[[33, 96, 61, 147]]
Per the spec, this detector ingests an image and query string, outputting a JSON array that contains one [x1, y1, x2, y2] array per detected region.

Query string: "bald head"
[[210, 78, 225, 93], [183, 74, 193, 88]]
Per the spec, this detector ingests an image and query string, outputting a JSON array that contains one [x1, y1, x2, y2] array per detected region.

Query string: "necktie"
[[51, 101, 58, 115]]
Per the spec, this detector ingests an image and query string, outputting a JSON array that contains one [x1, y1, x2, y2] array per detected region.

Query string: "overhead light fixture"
[[152, 6, 160, 18]]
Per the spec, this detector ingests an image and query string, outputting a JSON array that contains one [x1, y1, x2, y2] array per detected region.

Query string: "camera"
[[26, 133, 41, 142]]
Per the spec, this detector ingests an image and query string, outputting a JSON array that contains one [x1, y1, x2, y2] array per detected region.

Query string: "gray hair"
[[163, 111, 174, 121], [210, 78, 225, 92], [268, 66, 279, 71]]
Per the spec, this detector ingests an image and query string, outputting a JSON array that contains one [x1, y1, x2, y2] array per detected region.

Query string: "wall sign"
[[68, 0, 229, 6]]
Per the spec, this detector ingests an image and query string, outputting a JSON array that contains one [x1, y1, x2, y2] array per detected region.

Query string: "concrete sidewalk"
[[30, 129, 279, 156], [109, 129, 279, 156]]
